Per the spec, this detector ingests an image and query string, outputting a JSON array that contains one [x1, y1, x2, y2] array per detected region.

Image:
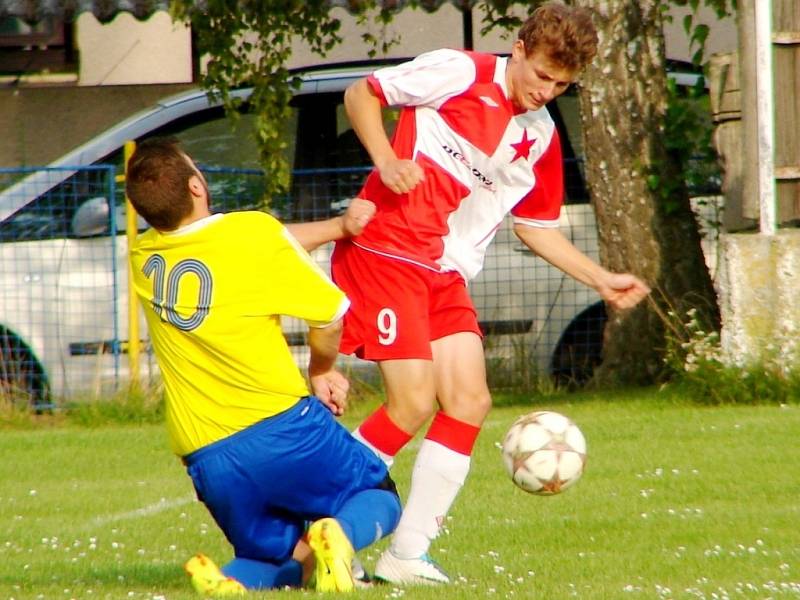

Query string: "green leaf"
[[682, 14, 693, 35], [692, 23, 710, 46]]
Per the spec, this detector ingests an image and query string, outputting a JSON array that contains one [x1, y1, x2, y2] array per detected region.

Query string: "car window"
[[145, 107, 271, 215], [158, 106, 263, 170], [0, 166, 116, 242], [548, 91, 590, 205], [554, 94, 583, 159], [0, 107, 277, 243], [274, 93, 401, 224]]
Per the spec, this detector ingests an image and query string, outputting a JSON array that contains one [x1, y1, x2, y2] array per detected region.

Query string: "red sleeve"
[[511, 128, 564, 222], [366, 75, 389, 107]]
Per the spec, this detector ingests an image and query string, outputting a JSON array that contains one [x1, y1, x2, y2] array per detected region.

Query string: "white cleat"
[[374, 549, 450, 585], [352, 556, 373, 588]]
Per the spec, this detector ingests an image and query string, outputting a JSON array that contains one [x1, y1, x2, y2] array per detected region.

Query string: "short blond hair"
[[518, 2, 598, 71]]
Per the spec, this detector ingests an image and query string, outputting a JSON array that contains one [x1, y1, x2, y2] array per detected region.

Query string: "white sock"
[[351, 427, 394, 469], [390, 439, 470, 559]]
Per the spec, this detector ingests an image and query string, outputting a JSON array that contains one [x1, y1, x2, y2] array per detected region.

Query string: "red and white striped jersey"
[[353, 48, 565, 282]]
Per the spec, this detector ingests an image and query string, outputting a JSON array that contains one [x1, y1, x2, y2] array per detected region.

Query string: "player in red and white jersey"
[[353, 46, 565, 282], [332, 2, 651, 585]]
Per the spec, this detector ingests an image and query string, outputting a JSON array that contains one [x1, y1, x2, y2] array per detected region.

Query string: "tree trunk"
[[572, 0, 720, 385]]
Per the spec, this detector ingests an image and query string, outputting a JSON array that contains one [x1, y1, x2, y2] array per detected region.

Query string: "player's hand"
[[378, 157, 425, 194], [597, 273, 651, 310], [342, 197, 376, 237], [310, 370, 350, 416]]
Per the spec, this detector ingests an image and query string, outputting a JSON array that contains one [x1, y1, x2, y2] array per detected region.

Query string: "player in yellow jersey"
[[126, 137, 401, 595]]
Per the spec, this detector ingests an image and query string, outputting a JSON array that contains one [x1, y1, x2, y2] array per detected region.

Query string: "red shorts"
[[331, 241, 481, 360]]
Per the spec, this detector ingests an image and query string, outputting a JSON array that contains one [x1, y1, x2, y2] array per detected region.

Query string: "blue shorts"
[[183, 397, 390, 562]]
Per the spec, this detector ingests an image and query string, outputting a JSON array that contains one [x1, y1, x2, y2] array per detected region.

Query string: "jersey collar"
[[495, 55, 510, 100], [163, 212, 224, 236]]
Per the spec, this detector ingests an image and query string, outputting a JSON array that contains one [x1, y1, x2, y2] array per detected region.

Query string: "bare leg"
[[376, 333, 492, 584]]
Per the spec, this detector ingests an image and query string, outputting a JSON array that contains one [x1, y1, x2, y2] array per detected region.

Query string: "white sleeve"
[[372, 49, 476, 109]]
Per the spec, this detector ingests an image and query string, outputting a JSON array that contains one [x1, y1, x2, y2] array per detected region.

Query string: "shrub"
[[663, 308, 800, 405]]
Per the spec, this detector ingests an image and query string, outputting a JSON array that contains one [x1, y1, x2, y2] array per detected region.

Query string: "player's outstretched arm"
[[285, 198, 376, 252], [513, 224, 651, 310], [307, 319, 349, 415]]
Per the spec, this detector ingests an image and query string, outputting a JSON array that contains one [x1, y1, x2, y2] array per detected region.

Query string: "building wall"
[[76, 11, 192, 85], [286, 4, 737, 69], [286, 4, 510, 68]]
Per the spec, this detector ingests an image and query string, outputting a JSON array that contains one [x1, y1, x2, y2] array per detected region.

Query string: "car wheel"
[[0, 331, 51, 411], [550, 302, 607, 388]]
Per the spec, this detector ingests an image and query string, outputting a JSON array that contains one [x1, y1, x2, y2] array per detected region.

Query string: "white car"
[[0, 61, 713, 407]]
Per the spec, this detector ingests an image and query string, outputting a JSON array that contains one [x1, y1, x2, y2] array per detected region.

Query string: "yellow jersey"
[[130, 211, 349, 456]]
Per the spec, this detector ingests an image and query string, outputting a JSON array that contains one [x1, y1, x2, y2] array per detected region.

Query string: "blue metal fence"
[[0, 163, 606, 407]]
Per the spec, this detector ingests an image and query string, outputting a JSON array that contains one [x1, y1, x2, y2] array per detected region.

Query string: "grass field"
[[1, 389, 798, 599]]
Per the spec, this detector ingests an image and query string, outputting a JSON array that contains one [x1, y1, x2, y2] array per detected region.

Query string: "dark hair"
[[518, 1, 598, 72], [125, 137, 197, 231]]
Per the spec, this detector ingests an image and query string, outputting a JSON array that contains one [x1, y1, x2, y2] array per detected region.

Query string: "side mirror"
[[71, 197, 111, 237]]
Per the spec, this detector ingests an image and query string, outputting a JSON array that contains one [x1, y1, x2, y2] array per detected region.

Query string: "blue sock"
[[335, 488, 402, 551], [222, 557, 302, 590]]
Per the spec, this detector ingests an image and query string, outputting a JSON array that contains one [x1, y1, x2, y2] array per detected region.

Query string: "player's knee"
[[474, 390, 493, 419], [445, 389, 492, 424], [386, 395, 436, 433], [405, 401, 437, 431]]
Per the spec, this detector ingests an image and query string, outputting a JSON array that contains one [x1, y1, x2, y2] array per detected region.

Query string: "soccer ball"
[[501, 411, 587, 495]]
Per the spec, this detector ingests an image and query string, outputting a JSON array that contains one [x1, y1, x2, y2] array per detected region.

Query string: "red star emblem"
[[510, 129, 536, 162]]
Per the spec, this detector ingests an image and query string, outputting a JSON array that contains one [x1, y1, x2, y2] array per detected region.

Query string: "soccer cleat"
[[184, 553, 246, 597], [307, 518, 355, 593], [374, 549, 450, 585]]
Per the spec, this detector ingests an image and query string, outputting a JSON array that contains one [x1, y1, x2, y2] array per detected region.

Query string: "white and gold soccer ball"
[[501, 411, 587, 495]]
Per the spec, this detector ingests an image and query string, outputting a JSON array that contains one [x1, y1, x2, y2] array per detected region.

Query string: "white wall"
[[286, 4, 512, 69], [287, 4, 736, 69], [74, 5, 737, 85], [77, 11, 192, 86], [662, 4, 738, 63]]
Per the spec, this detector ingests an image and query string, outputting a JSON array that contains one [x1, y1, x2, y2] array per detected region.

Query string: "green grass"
[[1, 389, 799, 599]]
